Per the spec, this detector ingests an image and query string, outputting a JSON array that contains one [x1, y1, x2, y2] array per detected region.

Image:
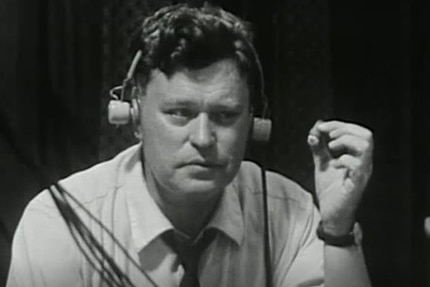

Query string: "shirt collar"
[[121, 146, 173, 251], [207, 181, 244, 246], [120, 145, 244, 252]]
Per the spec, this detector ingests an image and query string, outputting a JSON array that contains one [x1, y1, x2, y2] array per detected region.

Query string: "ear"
[[130, 93, 140, 126], [131, 86, 143, 139], [130, 84, 146, 126]]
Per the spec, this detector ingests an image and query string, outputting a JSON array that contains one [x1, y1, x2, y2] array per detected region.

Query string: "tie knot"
[[162, 228, 217, 286]]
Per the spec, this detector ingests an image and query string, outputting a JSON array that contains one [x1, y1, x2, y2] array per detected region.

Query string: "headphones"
[[108, 49, 272, 143]]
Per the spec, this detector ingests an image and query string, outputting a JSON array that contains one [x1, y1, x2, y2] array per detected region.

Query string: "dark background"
[[0, 0, 429, 286]]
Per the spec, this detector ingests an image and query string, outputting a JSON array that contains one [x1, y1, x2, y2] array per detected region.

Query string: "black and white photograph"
[[0, 1, 428, 286]]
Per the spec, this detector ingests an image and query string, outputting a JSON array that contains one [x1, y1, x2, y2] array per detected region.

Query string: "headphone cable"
[[260, 156, 273, 287]]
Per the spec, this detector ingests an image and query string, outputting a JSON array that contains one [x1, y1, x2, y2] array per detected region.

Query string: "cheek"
[[140, 112, 182, 167], [220, 119, 251, 161], [141, 105, 184, 144]]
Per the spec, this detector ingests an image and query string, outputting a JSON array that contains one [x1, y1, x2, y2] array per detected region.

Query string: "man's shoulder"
[[28, 144, 141, 214], [236, 160, 314, 210], [9, 145, 142, 274]]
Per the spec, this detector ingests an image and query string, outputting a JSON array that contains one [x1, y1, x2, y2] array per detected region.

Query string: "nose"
[[190, 113, 216, 149]]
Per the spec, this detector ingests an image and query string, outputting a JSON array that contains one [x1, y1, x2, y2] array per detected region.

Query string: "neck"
[[145, 172, 222, 239], [159, 192, 222, 238]]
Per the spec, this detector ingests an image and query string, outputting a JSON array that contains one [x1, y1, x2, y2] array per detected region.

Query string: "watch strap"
[[316, 221, 362, 247]]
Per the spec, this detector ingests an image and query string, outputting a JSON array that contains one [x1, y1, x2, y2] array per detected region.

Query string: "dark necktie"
[[162, 229, 216, 287]]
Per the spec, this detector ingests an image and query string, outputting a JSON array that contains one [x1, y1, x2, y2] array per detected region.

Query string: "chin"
[[176, 178, 226, 195]]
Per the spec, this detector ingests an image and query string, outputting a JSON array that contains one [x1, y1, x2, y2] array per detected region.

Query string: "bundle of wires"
[[0, 111, 158, 287], [48, 182, 159, 287]]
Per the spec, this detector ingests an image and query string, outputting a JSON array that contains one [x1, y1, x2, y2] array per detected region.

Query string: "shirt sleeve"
[[6, 194, 83, 287]]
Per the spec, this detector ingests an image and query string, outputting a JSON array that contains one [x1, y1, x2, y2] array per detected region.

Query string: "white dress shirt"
[[7, 144, 324, 287]]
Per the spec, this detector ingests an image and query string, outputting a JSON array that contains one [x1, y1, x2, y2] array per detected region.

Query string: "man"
[[7, 3, 373, 287]]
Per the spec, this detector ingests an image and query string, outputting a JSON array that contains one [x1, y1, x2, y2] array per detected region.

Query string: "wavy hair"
[[131, 3, 262, 107]]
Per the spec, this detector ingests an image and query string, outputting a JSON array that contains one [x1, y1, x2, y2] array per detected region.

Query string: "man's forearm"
[[324, 244, 371, 287]]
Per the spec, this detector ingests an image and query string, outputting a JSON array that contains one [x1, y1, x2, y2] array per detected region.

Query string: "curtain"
[[0, 0, 102, 283]]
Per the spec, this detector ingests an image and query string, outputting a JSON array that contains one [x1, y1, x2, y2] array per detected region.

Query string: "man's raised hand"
[[308, 120, 374, 235]]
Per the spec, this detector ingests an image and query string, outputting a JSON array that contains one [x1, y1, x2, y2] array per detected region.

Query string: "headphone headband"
[[108, 47, 271, 143]]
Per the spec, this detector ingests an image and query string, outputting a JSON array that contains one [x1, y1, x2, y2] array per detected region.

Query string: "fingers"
[[307, 120, 323, 150], [317, 120, 373, 142], [328, 134, 373, 157], [331, 154, 359, 169], [425, 218, 430, 239], [308, 120, 373, 158], [307, 120, 332, 170]]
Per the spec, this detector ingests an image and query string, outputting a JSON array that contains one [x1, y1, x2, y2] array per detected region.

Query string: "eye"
[[165, 108, 195, 125], [212, 110, 241, 125], [169, 108, 193, 118]]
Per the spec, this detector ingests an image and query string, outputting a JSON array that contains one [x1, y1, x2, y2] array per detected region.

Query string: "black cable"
[[0, 110, 158, 287], [49, 186, 130, 287], [63, 212, 118, 287], [261, 164, 273, 287], [250, 37, 273, 287], [0, 110, 120, 286], [49, 182, 159, 287], [51, 182, 159, 287]]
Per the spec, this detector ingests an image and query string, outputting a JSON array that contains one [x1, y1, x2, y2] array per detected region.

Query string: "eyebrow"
[[161, 99, 246, 110], [162, 98, 245, 109]]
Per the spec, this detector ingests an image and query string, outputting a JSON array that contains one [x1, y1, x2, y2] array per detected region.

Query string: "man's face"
[[139, 59, 251, 202]]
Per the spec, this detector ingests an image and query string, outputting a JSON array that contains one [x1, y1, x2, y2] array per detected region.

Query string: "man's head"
[[131, 3, 262, 108], [131, 4, 260, 203]]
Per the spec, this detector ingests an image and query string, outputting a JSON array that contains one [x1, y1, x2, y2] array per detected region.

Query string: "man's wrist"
[[317, 221, 362, 247], [319, 215, 356, 236]]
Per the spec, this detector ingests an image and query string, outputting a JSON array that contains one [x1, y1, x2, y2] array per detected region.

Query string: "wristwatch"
[[316, 221, 362, 247]]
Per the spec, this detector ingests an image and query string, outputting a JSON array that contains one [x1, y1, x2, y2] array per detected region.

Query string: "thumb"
[[425, 217, 430, 239], [308, 120, 331, 171]]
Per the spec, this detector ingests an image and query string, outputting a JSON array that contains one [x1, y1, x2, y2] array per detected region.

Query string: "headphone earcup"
[[108, 100, 131, 125], [107, 85, 140, 126], [251, 117, 272, 144]]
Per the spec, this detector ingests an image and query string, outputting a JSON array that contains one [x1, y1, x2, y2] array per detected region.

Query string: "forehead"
[[144, 59, 250, 106]]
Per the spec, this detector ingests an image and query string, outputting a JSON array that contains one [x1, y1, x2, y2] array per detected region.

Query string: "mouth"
[[182, 160, 224, 169]]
